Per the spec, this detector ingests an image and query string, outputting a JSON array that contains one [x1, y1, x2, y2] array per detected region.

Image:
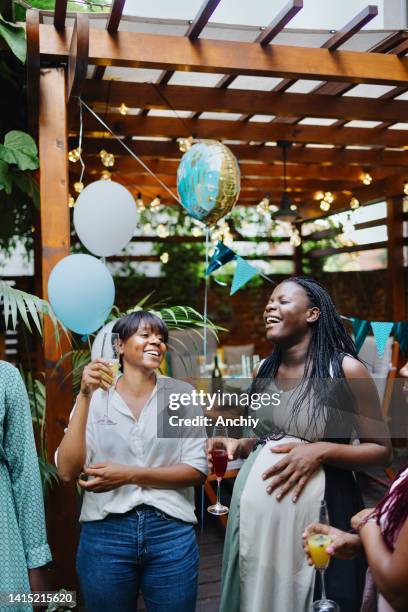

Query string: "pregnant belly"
[[239, 437, 326, 571]]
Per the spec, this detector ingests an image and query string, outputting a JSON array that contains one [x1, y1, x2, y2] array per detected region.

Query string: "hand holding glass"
[[307, 500, 339, 612], [97, 332, 120, 425], [208, 426, 229, 516]]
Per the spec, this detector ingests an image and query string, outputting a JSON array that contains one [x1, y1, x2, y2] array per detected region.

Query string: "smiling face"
[[263, 281, 320, 344], [119, 321, 166, 372]]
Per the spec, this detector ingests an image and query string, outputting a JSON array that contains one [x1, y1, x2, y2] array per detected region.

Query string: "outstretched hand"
[[302, 522, 362, 562]]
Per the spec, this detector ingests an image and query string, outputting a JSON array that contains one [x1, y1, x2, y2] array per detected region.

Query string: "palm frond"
[[55, 349, 91, 396], [0, 280, 63, 341]]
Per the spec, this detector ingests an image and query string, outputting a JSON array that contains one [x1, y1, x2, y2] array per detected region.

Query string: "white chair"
[[167, 327, 218, 379], [358, 336, 394, 411], [357, 335, 400, 481]]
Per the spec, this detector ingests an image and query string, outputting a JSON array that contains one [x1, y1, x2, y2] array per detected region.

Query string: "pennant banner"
[[204, 242, 408, 357], [230, 257, 259, 295], [351, 318, 371, 353], [370, 321, 394, 358], [394, 321, 408, 357], [206, 241, 236, 276]]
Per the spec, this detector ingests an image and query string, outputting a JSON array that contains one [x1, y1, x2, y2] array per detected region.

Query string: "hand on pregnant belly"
[[262, 441, 328, 503]]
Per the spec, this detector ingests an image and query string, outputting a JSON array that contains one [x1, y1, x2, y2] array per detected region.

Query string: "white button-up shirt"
[[56, 375, 208, 524]]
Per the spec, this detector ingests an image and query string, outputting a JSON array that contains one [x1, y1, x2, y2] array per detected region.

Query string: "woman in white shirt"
[[56, 311, 207, 612]]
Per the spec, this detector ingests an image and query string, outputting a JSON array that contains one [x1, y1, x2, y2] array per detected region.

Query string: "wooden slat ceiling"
[[35, 2, 408, 220]]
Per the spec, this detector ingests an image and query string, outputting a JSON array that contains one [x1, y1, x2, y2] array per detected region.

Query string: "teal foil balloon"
[[177, 140, 240, 225]]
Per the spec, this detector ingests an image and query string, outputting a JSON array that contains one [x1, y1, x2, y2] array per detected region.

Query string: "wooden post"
[[386, 195, 406, 448], [294, 222, 303, 275], [386, 195, 405, 321], [38, 68, 77, 590]]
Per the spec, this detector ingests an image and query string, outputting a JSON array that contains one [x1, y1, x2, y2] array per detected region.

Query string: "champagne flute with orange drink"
[[308, 500, 340, 612]]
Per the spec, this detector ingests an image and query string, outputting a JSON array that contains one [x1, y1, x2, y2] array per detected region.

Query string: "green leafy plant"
[[0, 14, 26, 62], [0, 279, 62, 341]]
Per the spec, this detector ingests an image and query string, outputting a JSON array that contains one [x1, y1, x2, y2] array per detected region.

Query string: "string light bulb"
[[150, 195, 161, 209], [177, 136, 194, 153], [350, 197, 360, 210], [74, 181, 84, 194], [289, 227, 301, 247], [68, 195, 75, 208], [119, 102, 128, 115], [404, 182, 408, 196], [99, 149, 115, 168], [323, 191, 334, 204], [68, 147, 82, 163], [136, 193, 144, 210], [156, 224, 169, 238], [290, 204, 298, 211], [100, 170, 112, 181], [160, 252, 169, 264], [338, 213, 356, 246], [320, 200, 331, 212], [362, 172, 373, 185]]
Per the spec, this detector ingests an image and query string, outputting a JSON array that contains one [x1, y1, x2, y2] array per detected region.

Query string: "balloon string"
[[77, 98, 181, 205], [201, 227, 210, 537], [203, 228, 210, 367]]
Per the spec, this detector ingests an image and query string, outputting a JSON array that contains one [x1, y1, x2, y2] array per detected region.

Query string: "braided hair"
[[374, 464, 408, 549], [253, 276, 358, 440]]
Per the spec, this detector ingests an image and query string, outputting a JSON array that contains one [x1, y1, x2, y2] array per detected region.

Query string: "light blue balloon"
[[48, 254, 115, 334]]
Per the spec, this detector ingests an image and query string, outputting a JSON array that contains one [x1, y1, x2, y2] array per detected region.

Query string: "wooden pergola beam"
[[186, 0, 222, 39], [386, 195, 406, 320], [157, 0, 222, 88], [255, 0, 303, 46], [71, 171, 352, 192], [213, 0, 303, 92], [82, 81, 408, 124], [38, 67, 76, 591], [66, 13, 89, 101], [321, 5, 378, 51], [78, 114, 408, 148], [92, 0, 126, 80], [38, 26, 408, 86], [26, 9, 40, 140], [74, 137, 408, 167], [53, 0, 68, 30], [272, 5, 379, 93], [79, 157, 396, 181]]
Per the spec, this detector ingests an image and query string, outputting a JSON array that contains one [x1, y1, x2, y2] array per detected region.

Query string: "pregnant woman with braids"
[[216, 277, 392, 612]]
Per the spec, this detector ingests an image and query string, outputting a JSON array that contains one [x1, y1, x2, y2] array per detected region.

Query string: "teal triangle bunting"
[[206, 241, 236, 276], [230, 257, 259, 295], [394, 321, 408, 357], [351, 318, 371, 353], [370, 321, 394, 357]]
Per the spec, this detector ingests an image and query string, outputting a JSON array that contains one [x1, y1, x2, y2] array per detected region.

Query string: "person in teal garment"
[[0, 361, 52, 612]]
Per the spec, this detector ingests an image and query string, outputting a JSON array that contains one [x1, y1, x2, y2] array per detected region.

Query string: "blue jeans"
[[76, 505, 199, 612]]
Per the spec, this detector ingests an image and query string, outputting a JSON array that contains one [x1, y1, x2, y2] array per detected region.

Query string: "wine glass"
[[308, 500, 340, 612], [97, 332, 120, 425], [207, 426, 229, 516]]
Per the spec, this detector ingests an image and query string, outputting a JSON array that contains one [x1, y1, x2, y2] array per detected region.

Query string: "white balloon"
[[91, 320, 118, 360], [74, 180, 138, 256]]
